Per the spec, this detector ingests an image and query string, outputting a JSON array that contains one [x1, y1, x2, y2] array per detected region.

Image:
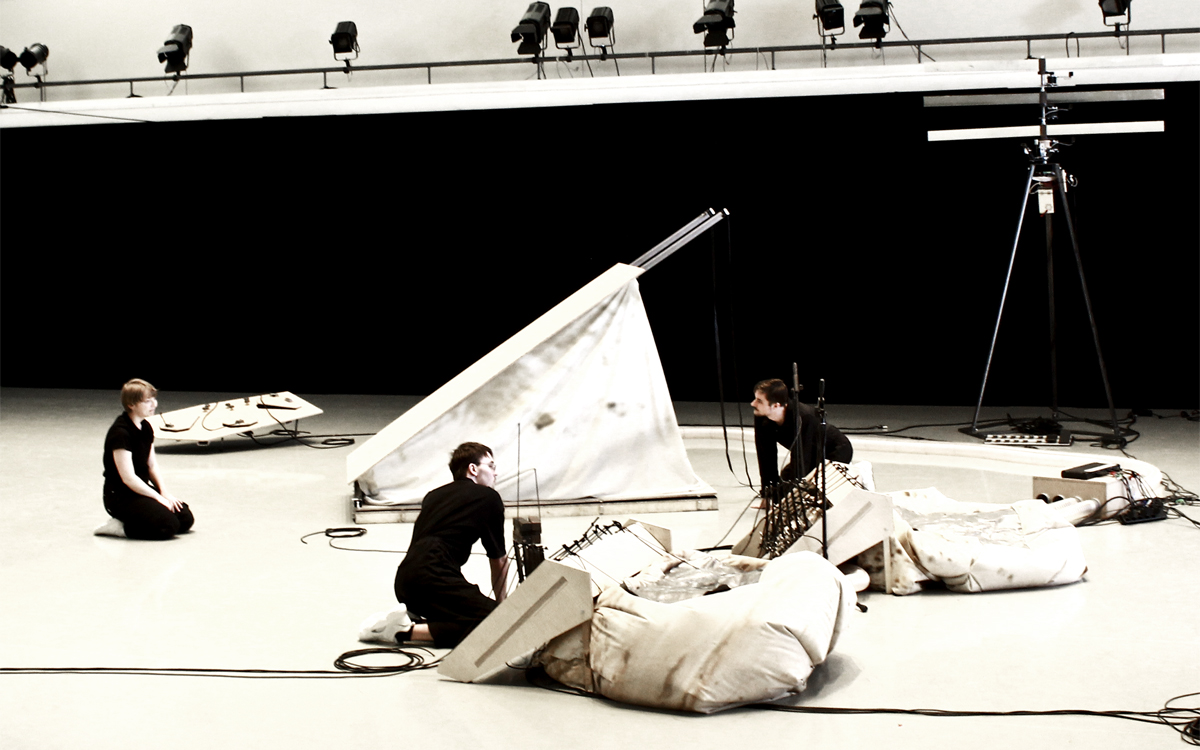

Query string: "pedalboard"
[[984, 432, 1073, 446]]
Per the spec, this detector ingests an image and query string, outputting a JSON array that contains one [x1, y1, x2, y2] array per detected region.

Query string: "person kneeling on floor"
[[360, 441, 510, 648], [95, 378, 194, 540]]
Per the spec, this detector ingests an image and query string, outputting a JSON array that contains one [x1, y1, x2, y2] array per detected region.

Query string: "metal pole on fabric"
[[633, 208, 729, 271], [629, 210, 714, 267], [817, 378, 828, 561]]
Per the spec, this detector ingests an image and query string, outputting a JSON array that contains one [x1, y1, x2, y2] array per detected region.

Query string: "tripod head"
[[1024, 58, 1077, 167]]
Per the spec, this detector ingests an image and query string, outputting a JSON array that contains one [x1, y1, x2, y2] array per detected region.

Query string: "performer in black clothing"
[[96, 379, 194, 540], [752, 378, 853, 490], [360, 442, 511, 649]]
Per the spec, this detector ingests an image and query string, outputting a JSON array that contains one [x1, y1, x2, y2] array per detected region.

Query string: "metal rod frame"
[[7, 27, 1195, 97]]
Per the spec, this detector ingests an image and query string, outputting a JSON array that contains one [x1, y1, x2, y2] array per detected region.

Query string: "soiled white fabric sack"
[[541, 551, 853, 713], [857, 488, 1087, 594]]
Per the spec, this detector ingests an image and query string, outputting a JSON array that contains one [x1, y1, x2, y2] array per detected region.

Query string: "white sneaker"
[[358, 604, 413, 644], [93, 518, 126, 538]]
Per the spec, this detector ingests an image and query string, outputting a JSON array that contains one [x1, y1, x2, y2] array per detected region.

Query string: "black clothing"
[[103, 412, 152, 493], [104, 489, 194, 540], [394, 478, 506, 648], [755, 402, 853, 487], [102, 412, 194, 540]]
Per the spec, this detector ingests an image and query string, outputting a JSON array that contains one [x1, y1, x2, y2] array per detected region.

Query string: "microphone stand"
[[816, 378, 829, 560], [788, 363, 803, 513]]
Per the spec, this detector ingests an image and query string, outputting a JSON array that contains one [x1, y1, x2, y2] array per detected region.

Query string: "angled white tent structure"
[[347, 235, 723, 521]]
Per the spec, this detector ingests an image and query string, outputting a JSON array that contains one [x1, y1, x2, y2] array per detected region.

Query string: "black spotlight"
[[815, 0, 845, 35], [157, 25, 193, 74], [852, 0, 889, 40], [552, 7, 581, 60], [1, 46, 16, 104], [693, 0, 736, 49], [0, 46, 18, 72], [18, 43, 49, 72], [1099, 0, 1131, 27], [512, 2, 551, 56], [330, 21, 359, 60], [586, 7, 615, 43], [551, 8, 580, 45]]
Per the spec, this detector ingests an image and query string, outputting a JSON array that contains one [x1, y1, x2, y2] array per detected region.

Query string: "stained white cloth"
[[858, 488, 1088, 595], [357, 279, 711, 505], [540, 551, 853, 713]]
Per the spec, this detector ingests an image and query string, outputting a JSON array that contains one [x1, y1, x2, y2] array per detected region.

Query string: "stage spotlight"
[[551, 8, 580, 45], [0, 46, 18, 72], [330, 21, 359, 61], [18, 43, 49, 72], [1099, 0, 1131, 27], [586, 7, 615, 43], [157, 24, 193, 74], [693, 0, 736, 49], [1, 46, 16, 104], [584, 7, 616, 63], [551, 7, 581, 60], [511, 2, 551, 56], [852, 0, 889, 41], [815, 0, 845, 35]]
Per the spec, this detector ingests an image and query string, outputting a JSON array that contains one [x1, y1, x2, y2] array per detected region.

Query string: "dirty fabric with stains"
[[857, 488, 1087, 594], [540, 551, 853, 713], [357, 279, 711, 505]]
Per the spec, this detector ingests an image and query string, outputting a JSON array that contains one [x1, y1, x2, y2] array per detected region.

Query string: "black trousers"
[[104, 485, 194, 540], [394, 537, 497, 649]]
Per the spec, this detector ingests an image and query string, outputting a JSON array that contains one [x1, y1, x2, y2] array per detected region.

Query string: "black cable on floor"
[[524, 668, 1198, 744], [0, 647, 442, 680]]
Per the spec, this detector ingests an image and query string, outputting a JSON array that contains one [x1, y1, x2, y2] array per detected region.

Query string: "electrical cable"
[[299, 527, 494, 555], [755, 695, 1200, 745], [0, 646, 442, 680], [702, 212, 758, 495], [709, 494, 764, 549], [521, 668, 1198, 744], [245, 394, 361, 448], [0, 103, 153, 123], [888, 5, 936, 63], [240, 428, 360, 449]]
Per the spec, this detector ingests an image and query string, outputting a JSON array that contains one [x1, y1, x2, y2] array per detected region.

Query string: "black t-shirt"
[[411, 478, 506, 564], [103, 412, 154, 492]]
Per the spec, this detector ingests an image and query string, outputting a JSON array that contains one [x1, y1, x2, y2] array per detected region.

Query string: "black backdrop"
[[2, 83, 1196, 408]]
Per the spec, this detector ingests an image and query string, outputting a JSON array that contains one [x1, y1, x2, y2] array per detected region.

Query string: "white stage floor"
[[1, 388, 1197, 749]]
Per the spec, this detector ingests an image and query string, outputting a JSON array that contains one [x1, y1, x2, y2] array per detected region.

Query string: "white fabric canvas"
[[858, 487, 1089, 594], [353, 273, 711, 506], [541, 551, 853, 713]]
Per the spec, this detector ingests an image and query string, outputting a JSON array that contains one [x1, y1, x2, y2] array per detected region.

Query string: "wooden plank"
[[151, 391, 322, 442], [788, 488, 894, 567], [438, 560, 592, 683]]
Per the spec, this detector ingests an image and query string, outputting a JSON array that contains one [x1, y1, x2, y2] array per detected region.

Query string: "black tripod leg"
[[1046, 207, 1059, 419], [1056, 165, 1121, 442], [971, 162, 1037, 433]]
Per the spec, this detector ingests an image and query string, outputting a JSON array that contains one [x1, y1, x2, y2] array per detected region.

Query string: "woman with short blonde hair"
[[96, 378, 194, 540]]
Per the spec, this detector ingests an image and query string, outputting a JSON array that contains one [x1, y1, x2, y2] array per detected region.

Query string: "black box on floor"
[[1062, 462, 1120, 479]]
